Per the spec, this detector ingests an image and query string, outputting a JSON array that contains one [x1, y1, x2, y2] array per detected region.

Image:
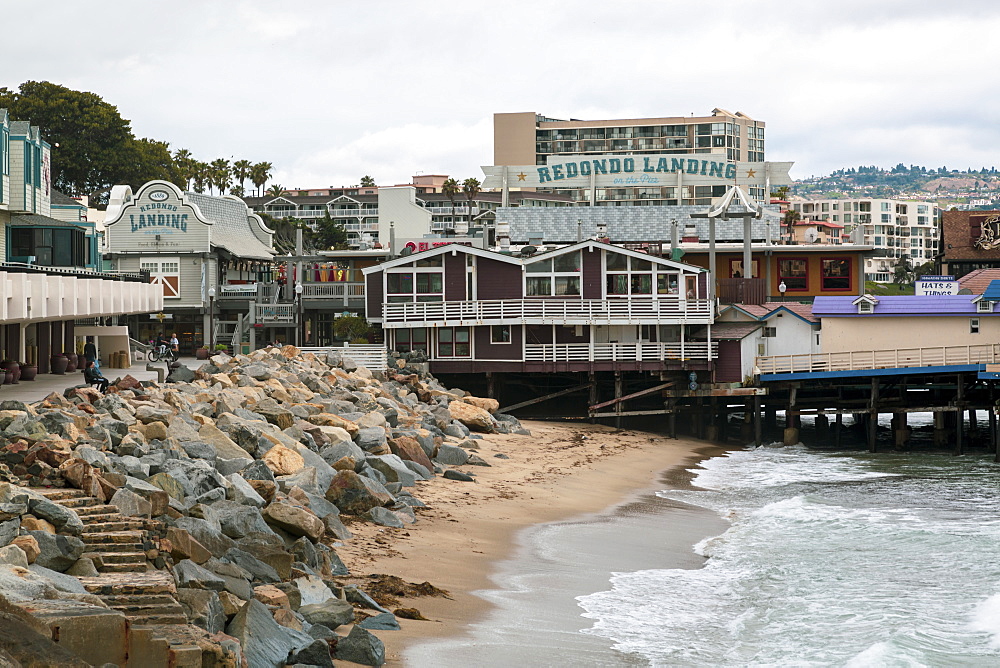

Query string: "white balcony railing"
[[757, 344, 1000, 375], [302, 283, 365, 299], [382, 297, 713, 325], [255, 304, 296, 322], [525, 341, 717, 363], [262, 208, 377, 219]]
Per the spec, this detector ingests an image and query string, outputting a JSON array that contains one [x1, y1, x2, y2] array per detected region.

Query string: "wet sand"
[[336, 420, 731, 667]]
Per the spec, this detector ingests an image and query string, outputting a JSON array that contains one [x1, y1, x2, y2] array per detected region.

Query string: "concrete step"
[[100, 551, 146, 565], [100, 563, 149, 574], [82, 530, 146, 545], [56, 496, 102, 509], [28, 488, 85, 501], [78, 572, 176, 596], [84, 542, 145, 555], [82, 520, 146, 533], [79, 512, 131, 524], [74, 504, 121, 516]]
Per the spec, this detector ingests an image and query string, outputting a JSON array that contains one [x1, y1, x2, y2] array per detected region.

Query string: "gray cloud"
[[2, 1, 997, 187]]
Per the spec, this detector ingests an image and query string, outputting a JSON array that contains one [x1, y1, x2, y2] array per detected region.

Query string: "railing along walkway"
[[757, 344, 1000, 375], [525, 341, 717, 362], [299, 344, 387, 371], [383, 297, 713, 324]]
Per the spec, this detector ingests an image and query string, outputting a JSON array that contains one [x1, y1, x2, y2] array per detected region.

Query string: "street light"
[[207, 287, 216, 349], [294, 282, 304, 346]]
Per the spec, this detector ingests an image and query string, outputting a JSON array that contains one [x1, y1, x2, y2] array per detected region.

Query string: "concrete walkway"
[[0, 356, 200, 405]]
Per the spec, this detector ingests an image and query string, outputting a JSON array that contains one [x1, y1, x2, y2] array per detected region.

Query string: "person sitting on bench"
[[83, 360, 109, 393]]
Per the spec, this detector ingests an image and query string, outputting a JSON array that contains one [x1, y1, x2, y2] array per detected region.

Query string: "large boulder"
[[448, 401, 496, 433], [463, 396, 500, 413], [174, 559, 227, 591], [109, 487, 152, 518], [298, 598, 355, 630], [434, 444, 470, 466], [27, 531, 84, 572], [176, 587, 225, 633], [388, 436, 433, 472], [262, 501, 324, 542], [324, 470, 395, 515], [226, 599, 312, 668], [333, 625, 386, 666], [262, 444, 305, 477]]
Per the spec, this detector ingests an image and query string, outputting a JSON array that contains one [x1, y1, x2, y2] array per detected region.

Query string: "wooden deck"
[[757, 344, 1000, 376]]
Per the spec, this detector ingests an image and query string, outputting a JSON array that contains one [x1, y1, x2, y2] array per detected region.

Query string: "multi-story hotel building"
[[493, 109, 769, 206], [789, 198, 938, 282]]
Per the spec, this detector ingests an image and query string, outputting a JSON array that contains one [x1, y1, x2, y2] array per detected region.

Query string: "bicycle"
[[147, 345, 178, 363]]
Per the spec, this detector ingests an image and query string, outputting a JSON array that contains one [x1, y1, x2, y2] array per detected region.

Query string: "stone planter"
[[19, 365, 37, 381], [50, 355, 69, 375], [65, 353, 79, 373], [195, 347, 209, 360]]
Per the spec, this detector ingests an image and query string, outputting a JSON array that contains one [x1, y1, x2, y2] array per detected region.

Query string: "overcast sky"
[[5, 1, 1000, 189]]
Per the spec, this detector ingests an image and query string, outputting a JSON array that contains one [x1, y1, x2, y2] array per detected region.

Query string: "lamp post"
[[778, 280, 787, 302], [207, 287, 216, 349], [294, 282, 303, 347]]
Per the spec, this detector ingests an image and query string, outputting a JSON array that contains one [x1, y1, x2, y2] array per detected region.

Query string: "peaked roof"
[[726, 301, 818, 324], [981, 280, 1000, 302], [958, 268, 1000, 294], [691, 321, 762, 341]]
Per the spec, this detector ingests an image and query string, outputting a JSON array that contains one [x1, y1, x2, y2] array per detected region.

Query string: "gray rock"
[[357, 612, 400, 631], [173, 517, 236, 557], [466, 453, 492, 467], [220, 505, 274, 539], [216, 456, 254, 477], [28, 564, 87, 594], [299, 598, 356, 630], [0, 545, 27, 568], [366, 507, 404, 529], [333, 625, 386, 666], [366, 455, 417, 487], [354, 426, 387, 452], [28, 531, 84, 572], [174, 558, 227, 591], [293, 575, 336, 607], [226, 473, 266, 507], [0, 519, 19, 547], [226, 599, 312, 668], [202, 558, 255, 601], [288, 639, 335, 668], [24, 496, 84, 536], [344, 585, 391, 614], [400, 459, 433, 480], [224, 548, 280, 584], [176, 587, 225, 633], [167, 364, 197, 383], [136, 405, 173, 424], [240, 459, 275, 482], [308, 623, 336, 641], [443, 469, 475, 482], [110, 487, 152, 518], [181, 440, 217, 463], [434, 444, 470, 466]]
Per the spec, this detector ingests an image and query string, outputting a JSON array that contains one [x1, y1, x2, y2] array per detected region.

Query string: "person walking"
[[83, 337, 97, 366]]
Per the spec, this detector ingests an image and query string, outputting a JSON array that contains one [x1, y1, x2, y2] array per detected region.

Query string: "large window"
[[394, 328, 427, 353], [525, 251, 581, 296], [778, 258, 808, 291], [607, 252, 679, 296], [821, 258, 852, 291], [386, 269, 443, 303], [437, 327, 470, 357], [11, 227, 86, 267]]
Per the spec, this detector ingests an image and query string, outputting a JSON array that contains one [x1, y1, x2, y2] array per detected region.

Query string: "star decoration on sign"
[[516, 172, 527, 181], [746, 169, 757, 178]]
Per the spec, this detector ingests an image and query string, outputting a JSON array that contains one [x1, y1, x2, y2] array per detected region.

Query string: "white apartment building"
[[790, 198, 938, 282]]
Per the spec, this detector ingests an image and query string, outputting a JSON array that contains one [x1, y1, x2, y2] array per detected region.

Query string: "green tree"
[[192, 161, 210, 194], [266, 184, 285, 198], [360, 175, 376, 187], [0, 81, 143, 196], [770, 185, 790, 200], [461, 178, 481, 228], [123, 139, 181, 188], [893, 256, 914, 285], [210, 158, 231, 195], [251, 162, 273, 196], [333, 315, 371, 342], [442, 177, 460, 229], [313, 213, 349, 250], [232, 159, 253, 192]]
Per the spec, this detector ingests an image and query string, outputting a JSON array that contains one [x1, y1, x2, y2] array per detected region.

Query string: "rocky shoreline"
[[0, 345, 528, 667]]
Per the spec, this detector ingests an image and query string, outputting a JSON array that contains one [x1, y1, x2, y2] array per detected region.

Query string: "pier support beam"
[[955, 375, 965, 456], [753, 395, 762, 447], [933, 411, 948, 449], [783, 388, 799, 445], [614, 372, 623, 429], [892, 412, 910, 451], [834, 411, 843, 448], [868, 378, 879, 453], [589, 372, 598, 425]]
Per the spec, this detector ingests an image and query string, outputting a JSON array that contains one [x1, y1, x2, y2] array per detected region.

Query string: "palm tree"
[[230, 184, 245, 198], [251, 162, 273, 197], [462, 177, 481, 230], [360, 175, 376, 188], [266, 184, 285, 198], [210, 159, 231, 195], [442, 177, 460, 231], [192, 161, 210, 194], [173, 149, 194, 189], [232, 159, 253, 192]]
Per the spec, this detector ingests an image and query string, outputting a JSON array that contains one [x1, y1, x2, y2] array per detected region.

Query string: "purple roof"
[[813, 295, 982, 316]]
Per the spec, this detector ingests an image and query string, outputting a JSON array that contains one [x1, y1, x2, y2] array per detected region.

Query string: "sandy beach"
[[336, 420, 731, 666]]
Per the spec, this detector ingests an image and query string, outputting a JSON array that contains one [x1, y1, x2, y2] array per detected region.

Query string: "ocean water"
[[578, 445, 1000, 666]]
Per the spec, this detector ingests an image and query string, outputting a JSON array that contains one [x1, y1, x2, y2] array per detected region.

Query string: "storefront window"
[[822, 258, 852, 290], [778, 258, 808, 290]]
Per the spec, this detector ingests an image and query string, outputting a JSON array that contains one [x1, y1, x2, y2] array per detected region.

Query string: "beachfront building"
[[104, 180, 276, 353], [363, 239, 714, 376], [0, 111, 162, 373], [789, 198, 938, 282], [811, 293, 1000, 353], [493, 109, 772, 206], [711, 302, 821, 382]]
